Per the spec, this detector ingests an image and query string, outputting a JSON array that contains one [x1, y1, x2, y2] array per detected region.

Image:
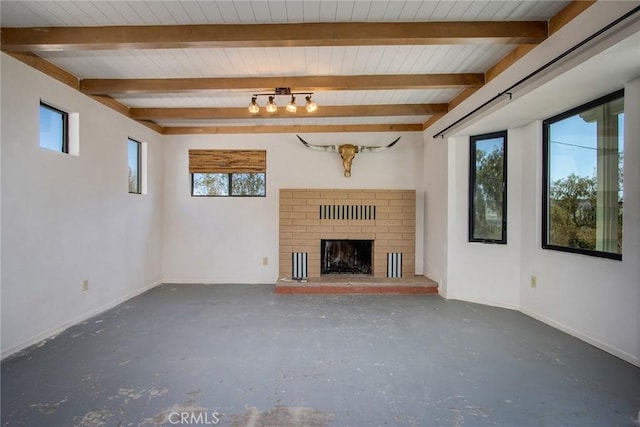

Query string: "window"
[[192, 173, 266, 196], [542, 90, 624, 260], [189, 149, 266, 197], [39, 102, 68, 153], [469, 131, 507, 243], [128, 138, 141, 194]]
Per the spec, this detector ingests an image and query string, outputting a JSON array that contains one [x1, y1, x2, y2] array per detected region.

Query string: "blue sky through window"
[[549, 113, 624, 183], [476, 137, 503, 157], [39, 104, 65, 152], [128, 139, 139, 173]]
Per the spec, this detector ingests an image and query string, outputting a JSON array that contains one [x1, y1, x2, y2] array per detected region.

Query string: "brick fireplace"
[[279, 189, 416, 279]]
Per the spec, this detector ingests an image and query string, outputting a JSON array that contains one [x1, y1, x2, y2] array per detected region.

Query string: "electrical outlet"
[[82, 280, 89, 292], [530, 275, 537, 288], [262, 257, 269, 266]]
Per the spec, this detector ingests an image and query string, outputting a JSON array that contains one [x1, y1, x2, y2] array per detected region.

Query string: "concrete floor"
[[2, 283, 639, 426]]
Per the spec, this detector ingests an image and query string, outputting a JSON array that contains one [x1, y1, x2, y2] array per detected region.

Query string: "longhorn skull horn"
[[357, 136, 401, 153], [297, 135, 401, 177], [296, 135, 339, 152]]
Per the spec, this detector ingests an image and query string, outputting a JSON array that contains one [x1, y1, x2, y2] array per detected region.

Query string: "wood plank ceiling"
[[0, 1, 594, 134]]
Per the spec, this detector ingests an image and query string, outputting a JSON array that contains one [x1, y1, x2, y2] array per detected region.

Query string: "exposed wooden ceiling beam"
[[1, 1, 594, 136], [422, 114, 446, 131], [7, 51, 79, 89], [549, 1, 597, 35], [1, 21, 548, 52], [5, 51, 168, 133], [427, 0, 596, 132], [447, 87, 481, 112], [163, 123, 422, 135], [131, 104, 448, 120], [81, 74, 484, 95], [485, 1, 596, 84]]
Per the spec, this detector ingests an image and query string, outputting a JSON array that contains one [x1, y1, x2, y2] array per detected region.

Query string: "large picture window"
[[469, 131, 507, 243], [189, 149, 266, 197], [542, 90, 624, 260]]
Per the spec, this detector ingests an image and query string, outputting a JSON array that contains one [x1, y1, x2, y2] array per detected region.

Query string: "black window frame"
[[39, 101, 69, 153], [191, 172, 266, 197], [128, 138, 142, 195], [542, 89, 624, 261], [468, 130, 508, 244]]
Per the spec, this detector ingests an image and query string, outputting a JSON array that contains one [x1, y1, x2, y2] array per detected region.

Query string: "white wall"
[[433, 89, 639, 365], [1, 54, 164, 357], [162, 132, 424, 283], [429, 79, 639, 366], [443, 129, 523, 309], [422, 135, 448, 295], [518, 80, 640, 366], [419, 2, 640, 366]]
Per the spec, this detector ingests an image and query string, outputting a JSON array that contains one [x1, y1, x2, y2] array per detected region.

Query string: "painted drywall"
[[518, 80, 640, 366], [420, 2, 640, 365], [422, 135, 448, 295], [436, 87, 638, 365], [443, 129, 523, 309], [1, 54, 164, 357], [430, 74, 639, 366], [162, 132, 424, 283]]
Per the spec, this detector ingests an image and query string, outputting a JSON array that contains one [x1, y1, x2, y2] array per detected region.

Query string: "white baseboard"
[[1, 280, 162, 360], [521, 306, 640, 368], [444, 294, 520, 311], [6, 280, 637, 368], [440, 294, 639, 367]]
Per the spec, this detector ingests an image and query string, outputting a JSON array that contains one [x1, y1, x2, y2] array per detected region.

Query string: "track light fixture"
[[248, 88, 317, 114]]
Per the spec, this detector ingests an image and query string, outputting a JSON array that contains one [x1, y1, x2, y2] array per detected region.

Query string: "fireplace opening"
[[321, 239, 373, 275]]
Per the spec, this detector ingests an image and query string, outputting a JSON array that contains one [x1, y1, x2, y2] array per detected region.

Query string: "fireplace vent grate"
[[319, 205, 376, 220]]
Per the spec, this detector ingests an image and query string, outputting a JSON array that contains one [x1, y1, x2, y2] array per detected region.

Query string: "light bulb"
[[305, 95, 317, 113], [286, 95, 297, 113], [248, 97, 259, 114], [266, 96, 277, 113]]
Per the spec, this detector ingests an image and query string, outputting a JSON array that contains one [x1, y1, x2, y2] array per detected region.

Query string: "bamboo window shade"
[[189, 150, 266, 174]]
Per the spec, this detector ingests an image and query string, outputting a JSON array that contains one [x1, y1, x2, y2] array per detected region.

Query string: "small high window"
[[189, 149, 266, 197], [542, 90, 624, 260], [39, 102, 68, 153], [469, 131, 507, 244], [128, 138, 141, 194]]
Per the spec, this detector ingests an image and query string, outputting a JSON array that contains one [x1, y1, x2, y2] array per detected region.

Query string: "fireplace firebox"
[[321, 239, 373, 275]]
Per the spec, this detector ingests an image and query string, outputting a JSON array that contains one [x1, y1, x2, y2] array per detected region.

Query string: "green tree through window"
[[128, 138, 141, 194], [192, 173, 265, 196], [231, 173, 266, 196]]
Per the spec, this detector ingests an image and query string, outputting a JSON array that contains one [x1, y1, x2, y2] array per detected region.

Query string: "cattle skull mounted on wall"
[[296, 135, 400, 177]]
